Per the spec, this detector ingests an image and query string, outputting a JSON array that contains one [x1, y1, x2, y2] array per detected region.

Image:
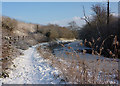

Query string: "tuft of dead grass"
[[37, 37, 119, 84]]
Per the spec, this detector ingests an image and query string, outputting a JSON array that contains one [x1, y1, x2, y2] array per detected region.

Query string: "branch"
[[81, 6, 91, 26]]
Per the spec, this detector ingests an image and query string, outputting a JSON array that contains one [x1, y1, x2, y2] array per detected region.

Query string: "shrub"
[[37, 24, 75, 40], [2, 16, 18, 32], [78, 4, 120, 58]]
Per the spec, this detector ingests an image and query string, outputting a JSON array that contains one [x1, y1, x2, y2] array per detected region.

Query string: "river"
[[52, 40, 119, 62]]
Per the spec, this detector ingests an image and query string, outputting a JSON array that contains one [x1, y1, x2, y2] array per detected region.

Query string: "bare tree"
[[81, 6, 91, 26], [68, 21, 79, 30], [91, 4, 107, 24]]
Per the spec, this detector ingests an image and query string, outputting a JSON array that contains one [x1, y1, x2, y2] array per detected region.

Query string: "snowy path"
[[0, 45, 62, 85]]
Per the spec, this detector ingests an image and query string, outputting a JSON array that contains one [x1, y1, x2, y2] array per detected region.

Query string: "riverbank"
[[37, 41, 119, 84], [1, 39, 119, 84]]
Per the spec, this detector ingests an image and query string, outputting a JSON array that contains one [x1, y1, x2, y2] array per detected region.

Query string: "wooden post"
[[107, 0, 109, 26]]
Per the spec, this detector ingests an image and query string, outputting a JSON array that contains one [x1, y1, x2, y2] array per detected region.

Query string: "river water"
[[52, 40, 119, 62]]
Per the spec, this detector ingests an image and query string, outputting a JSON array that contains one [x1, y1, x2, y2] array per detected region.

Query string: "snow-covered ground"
[[0, 41, 119, 85], [0, 44, 64, 85], [56, 38, 77, 43]]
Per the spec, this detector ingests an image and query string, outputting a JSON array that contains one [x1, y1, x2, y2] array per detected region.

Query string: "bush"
[[2, 16, 18, 31], [37, 24, 75, 40], [78, 4, 120, 58]]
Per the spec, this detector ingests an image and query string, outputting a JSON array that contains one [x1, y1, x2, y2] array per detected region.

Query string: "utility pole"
[[107, 0, 109, 26]]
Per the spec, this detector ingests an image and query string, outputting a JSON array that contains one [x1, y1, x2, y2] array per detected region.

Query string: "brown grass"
[[37, 37, 119, 84]]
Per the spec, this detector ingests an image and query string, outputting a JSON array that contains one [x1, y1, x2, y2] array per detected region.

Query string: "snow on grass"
[[37, 42, 119, 84], [0, 45, 64, 85]]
